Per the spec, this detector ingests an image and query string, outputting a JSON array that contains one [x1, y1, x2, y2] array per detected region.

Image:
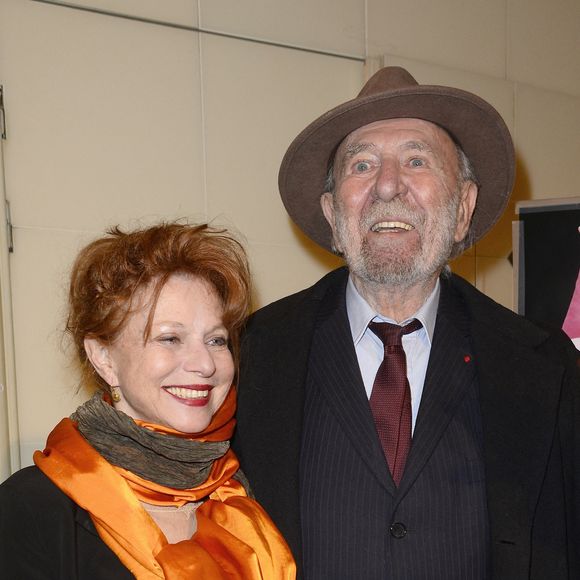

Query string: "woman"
[[0, 222, 295, 579]]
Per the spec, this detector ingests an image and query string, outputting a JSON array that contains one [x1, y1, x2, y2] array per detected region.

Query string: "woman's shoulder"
[[0, 465, 79, 522], [2, 465, 70, 501], [0, 467, 133, 578]]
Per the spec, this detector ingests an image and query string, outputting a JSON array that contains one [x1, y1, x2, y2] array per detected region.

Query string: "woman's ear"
[[84, 338, 118, 386]]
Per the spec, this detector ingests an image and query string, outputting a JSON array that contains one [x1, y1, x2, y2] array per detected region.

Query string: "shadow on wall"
[[452, 153, 532, 286], [247, 219, 343, 311], [478, 153, 532, 260]]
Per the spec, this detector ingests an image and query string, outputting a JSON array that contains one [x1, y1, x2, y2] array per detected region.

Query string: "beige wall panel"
[[10, 227, 98, 467], [368, 0, 507, 78], [2, 0, 203, 231], [200, 0, 365, 57], [508, 0, 580, 97], [203, 34, 364, 249], [515, 84, 580, 201], [248, 241, 343, 308], [32, 0, 198, 26], [475, 256, 513, 310]]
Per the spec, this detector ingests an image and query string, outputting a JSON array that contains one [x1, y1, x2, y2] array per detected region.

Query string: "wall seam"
[[30, 0, 365, 63]]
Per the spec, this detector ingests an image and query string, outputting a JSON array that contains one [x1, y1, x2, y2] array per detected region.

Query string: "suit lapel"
[[398, 278, 476, 495], [309, 279, 394, 493]]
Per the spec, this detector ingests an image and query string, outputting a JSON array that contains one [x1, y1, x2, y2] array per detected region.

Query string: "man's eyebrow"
[[342, 142, 376, 159], [402, 140, 433, 153], [342, 140, 433, 159]]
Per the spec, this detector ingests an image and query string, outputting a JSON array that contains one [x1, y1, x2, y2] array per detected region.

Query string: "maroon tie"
[[369, 319, 422, 486]]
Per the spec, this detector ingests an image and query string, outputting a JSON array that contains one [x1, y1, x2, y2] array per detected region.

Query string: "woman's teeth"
[[164, 387, 209, 399]]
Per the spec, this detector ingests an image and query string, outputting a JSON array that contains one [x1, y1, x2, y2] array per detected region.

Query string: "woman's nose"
[[183, 345, 216, 377]]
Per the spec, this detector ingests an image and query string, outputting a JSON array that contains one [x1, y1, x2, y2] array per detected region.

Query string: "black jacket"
[[0, 466, 133, 579], [233, 268, 580, 579]]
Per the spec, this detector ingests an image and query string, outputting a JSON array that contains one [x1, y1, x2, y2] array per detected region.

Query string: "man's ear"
[[320, 192, 341, 252], [454, 181, 478, 243], [84, 337, 118, 386]]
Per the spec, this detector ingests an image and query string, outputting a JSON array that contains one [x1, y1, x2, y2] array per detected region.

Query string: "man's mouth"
[[370, 221, 414, 233]]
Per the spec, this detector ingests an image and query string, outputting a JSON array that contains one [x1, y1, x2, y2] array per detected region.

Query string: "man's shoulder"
[[448, 273, 575, 355], [248, 267, 348, 329]]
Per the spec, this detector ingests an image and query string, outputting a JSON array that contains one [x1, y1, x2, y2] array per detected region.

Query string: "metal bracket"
[[5, 199, 13, 253], [0, 86, 5, 139]]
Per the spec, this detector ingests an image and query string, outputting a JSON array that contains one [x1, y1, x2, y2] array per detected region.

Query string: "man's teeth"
[[165, 387, 209, 399], [371, 221, 414, 232]]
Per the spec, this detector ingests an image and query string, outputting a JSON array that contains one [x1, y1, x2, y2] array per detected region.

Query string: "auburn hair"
[[66, 222, 251, 392]]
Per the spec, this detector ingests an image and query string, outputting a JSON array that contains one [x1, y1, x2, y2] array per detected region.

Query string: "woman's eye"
[[410, 158, 424, 167], [159, 336, 180, 345], [208, 336, 228, 348]]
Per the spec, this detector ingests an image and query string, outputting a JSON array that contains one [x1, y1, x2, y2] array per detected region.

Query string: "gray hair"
[[451, 144, 479, 257]]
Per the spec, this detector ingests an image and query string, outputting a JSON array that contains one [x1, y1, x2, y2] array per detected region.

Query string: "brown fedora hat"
[[278, 66, 515, 253]]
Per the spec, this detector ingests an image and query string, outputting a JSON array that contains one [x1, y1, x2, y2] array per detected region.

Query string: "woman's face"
[[95, 274, 234, 433]]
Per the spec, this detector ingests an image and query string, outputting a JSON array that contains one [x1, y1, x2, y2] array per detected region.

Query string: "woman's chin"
[[163, 413, 213, 435]]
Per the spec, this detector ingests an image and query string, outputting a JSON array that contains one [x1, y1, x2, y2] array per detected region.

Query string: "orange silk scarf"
[[34, 388, 296, 579]]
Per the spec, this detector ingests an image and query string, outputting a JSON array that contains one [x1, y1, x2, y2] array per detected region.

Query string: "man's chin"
[[350, 250, 447, 289], [351, 258, 420, 287]]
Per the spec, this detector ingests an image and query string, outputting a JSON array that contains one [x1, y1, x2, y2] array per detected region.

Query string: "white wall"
[[0, 0, 579, 474]]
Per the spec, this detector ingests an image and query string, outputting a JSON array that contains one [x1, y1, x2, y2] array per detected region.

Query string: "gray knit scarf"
[[71, 392, 251, 494]]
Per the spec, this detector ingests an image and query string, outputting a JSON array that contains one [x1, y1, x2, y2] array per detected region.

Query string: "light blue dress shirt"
[[345, 276, 439, 433]]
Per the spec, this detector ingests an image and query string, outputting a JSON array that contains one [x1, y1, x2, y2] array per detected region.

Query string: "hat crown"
[[357, 66, 419, 98]]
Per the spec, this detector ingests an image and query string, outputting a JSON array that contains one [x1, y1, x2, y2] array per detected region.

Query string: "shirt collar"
[[346, 275, 440, 346]]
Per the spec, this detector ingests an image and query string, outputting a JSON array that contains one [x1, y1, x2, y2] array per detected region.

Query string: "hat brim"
[[279, 85, 515, 253]]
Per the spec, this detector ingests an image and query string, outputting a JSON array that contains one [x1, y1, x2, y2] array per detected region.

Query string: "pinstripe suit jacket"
[[233, 267, 580, 579]]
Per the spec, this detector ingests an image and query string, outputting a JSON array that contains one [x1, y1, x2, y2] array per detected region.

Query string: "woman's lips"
[[162, 385, 213, 406]]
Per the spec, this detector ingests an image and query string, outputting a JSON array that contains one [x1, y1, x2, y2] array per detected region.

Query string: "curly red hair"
[[66, 222, 251, 392]]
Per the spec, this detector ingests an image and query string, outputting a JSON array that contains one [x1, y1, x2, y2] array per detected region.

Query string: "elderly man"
[[233, 67, 579, 579]]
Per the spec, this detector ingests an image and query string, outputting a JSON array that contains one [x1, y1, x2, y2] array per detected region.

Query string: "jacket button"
[[389, 522, 407, 539]]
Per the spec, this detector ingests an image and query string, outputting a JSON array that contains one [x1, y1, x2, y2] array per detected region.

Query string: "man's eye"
[[354, 161, 370, 172], [410, 158, 424, 167]]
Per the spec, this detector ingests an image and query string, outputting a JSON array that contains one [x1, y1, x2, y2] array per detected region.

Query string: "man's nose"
[[373, 160, 407, 201]]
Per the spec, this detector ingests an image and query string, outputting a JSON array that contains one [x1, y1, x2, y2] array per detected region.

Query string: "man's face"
[[320, 118, 477, 289]]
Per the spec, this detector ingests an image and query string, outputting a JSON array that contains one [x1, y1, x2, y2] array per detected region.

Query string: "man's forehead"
[[345, 117, 451, 144], [334, 117, 457, 163]]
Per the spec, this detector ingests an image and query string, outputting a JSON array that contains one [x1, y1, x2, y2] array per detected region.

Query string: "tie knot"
[[369, 319, 422, 347]]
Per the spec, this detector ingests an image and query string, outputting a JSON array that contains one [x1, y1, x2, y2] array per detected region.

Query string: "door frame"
[[0, 94, 21, 478]]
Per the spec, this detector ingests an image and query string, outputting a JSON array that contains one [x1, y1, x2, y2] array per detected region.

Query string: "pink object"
[[562, 269, 580, 343]]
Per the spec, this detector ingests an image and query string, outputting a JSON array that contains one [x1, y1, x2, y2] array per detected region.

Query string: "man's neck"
[[351, 271, 441, 323]]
